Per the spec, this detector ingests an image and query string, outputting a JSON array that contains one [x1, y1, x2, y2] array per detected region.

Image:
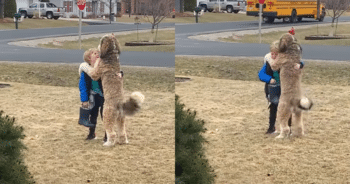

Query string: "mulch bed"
[[0, 18, 13, 23], [175, 77, 191, 82], [0, 83, 11, 88], [305, 35, 350, 40]]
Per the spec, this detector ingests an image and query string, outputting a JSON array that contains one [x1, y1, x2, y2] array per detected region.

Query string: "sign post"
[[258, 0, 265, 44], [77, 0, 86, 50]]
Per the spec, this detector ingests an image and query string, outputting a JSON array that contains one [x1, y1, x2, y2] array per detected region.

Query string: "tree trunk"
[[335, 17, 339, 36], [0, 0, 4, 19], [328, 18, 336, 36], [149, 24, 155, 43]]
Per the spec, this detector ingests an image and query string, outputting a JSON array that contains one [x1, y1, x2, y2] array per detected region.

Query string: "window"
[[49, 3, 57, 8], [86, 2, 92, 12], [29, 4, 37, 8], [100, 2, 104, 13], [64, 1, 73, 12], [40, 3, 44, 8]]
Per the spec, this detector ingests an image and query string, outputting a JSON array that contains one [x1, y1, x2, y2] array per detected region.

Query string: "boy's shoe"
[[265, 129, 276, 134], [86, 133, 97, 140]]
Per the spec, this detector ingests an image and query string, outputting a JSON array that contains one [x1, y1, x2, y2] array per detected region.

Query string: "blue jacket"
[[258, 63, 273, 83], [79, 72, 103, 102]]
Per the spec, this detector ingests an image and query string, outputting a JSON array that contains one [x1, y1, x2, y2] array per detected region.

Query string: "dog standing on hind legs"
[[270, 33, 313, 139], [81, 34, 144, 146]]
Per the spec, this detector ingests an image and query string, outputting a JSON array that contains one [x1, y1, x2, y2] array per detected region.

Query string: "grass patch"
[[0, 18, 88, 30], [0, 62, 174, 93], [221, 24, 350, 46], [175, 56, 350, 86], [38, 30, 175, 52]]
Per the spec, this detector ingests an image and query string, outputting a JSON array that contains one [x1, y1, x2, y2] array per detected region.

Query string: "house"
[[15, 0, 119, 18]]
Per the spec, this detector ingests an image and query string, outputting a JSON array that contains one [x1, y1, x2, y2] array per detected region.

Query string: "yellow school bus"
[[246, 0, 325, 23]]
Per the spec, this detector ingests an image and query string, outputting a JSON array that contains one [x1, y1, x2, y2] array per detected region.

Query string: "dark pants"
[[268, 103, 292, 132], [89, 94, 104, 136]]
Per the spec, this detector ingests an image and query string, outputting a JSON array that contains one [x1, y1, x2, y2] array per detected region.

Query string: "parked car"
[[18, 2, 64, 20], [199, 0, 245, 13]]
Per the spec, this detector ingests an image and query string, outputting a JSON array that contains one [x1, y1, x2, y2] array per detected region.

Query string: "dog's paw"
[[275, 134, 286, 139], [118, 136, 129, 145], [103, 141, 114, 147]]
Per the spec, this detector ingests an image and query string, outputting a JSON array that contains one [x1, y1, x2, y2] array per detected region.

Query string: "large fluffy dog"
[[270, 33, 312, 139], [82, 34, 144, 146]]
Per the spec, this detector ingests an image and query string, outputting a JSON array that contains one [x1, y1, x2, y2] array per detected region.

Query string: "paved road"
[[0, 23, 175, 67], [175, 17, 350, 61]]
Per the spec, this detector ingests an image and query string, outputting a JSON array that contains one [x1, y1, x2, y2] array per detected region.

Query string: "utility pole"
[[110, 0, 112, 24]]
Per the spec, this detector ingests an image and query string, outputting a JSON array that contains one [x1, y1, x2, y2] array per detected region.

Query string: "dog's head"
[[278, 33, 302, 56], [98, 34, 121, 59]]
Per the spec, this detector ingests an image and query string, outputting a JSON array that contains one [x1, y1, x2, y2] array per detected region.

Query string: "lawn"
[[173, 12, 258, 23], [221, 23, 350, 46], [0, 17, 88, 30], [176, 55, 350, 183], [38, 29, 175, 52], [0, 61, 174, 183]]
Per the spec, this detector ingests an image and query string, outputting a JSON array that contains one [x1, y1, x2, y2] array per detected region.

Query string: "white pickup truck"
[[18, 2, 64, 20], [199, 0, 245, 13]]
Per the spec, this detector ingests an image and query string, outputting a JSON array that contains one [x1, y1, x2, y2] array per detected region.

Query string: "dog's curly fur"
[[270, 33, 312, 139], [83, 34, 144, 146]]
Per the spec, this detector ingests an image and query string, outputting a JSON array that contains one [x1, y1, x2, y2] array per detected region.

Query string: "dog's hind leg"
[[292, 109, 304, 137], [103, 105, 117, 146], [275, 102, 291, 139], [116, 115, 128, 144]]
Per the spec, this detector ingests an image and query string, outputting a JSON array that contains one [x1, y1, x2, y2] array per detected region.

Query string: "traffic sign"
[[259, 0, 265, 4], [77, 0, 86, 10]]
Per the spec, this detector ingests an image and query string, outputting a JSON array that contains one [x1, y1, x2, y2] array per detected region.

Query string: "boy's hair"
[[83, 48, 98, 64], [270, 40, 279, 53]]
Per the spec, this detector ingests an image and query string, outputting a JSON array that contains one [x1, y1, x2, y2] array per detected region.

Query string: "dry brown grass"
[[0, 18, 88, 30], [175, 56, 350, 183], [221, 24, 350, 46], [0, 62, 174, 183], [38, 30, 175, 52]]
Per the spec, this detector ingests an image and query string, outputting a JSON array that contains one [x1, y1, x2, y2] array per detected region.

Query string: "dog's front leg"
[[89, 58, 103, 81]]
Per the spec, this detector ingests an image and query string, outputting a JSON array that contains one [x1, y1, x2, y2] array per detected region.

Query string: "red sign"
[[259, 0, 265, 4], [77, 0, 86, 10]]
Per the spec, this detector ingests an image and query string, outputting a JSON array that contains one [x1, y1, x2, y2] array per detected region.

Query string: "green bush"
[[4, 0, 16, 18], [184, 0, 197, 12], [0, 111, 35, 184], [175, 95, 215, 184]]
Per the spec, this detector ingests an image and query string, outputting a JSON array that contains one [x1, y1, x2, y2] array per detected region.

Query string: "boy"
[[79, 48, 106, 141]]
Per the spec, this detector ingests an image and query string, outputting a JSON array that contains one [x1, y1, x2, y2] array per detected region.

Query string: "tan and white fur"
[[270, 33, 313, 139], [81, 34, 144, 146]]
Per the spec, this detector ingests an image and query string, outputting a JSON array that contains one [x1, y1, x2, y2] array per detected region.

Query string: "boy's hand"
[[294, 63, 303, 70], [117, 71, 123, 78], [82, 102, 89, 108], [270, 79, 276, 84]]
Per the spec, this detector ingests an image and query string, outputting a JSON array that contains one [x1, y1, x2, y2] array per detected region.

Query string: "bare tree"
[[322, 0, 350, 36], [143, 0, 174, 41]]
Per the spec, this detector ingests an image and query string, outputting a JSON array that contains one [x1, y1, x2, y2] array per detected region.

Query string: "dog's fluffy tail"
[[123, 92, 145, 116], [298, 97, 313, 110]]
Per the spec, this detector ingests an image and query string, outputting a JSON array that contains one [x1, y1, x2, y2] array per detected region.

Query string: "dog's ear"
[[278, 34, 293, 53], [100, 35, 113, 58]]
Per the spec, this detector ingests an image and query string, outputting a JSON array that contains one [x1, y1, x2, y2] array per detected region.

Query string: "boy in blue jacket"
[[79, 48, 106, 141], [258, 41, 304, 134]]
